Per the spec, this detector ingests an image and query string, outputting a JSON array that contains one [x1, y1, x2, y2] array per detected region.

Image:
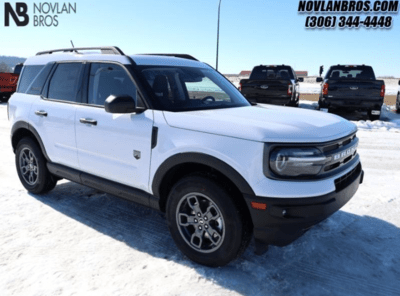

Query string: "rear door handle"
[[80, 118, 97, 126], [35, 110, 48, 117]]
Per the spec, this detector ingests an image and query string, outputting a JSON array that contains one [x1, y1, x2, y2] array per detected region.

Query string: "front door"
[[75, 62, 154, 192]]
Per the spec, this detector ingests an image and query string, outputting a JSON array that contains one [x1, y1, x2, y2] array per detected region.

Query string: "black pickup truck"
[[239, 65, 303, 107], [317, 65, 385, 120]]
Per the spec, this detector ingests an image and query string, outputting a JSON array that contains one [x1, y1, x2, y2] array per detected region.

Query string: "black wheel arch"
[[152, 153, 255, 212], [11, 121, 50, 161]]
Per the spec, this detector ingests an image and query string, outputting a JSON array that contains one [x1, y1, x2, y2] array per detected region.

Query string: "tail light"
[[287, 83, 292, 96], [380, 85, 385, 97], [239, 83, 242, 91], [322, 83, 329, 95]]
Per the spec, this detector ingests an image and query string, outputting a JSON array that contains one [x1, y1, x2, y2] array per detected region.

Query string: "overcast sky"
[[1, 0, 399, 76]]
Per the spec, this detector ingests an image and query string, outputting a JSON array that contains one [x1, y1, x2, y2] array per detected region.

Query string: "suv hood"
[[163, 105, 357, 143]]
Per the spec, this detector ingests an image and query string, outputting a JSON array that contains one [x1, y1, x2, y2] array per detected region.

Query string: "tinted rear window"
[[26, 63, 54, 96], [326, 66, 376, 80], [17, 65, 44, 93], [250, 66, 294, 80]]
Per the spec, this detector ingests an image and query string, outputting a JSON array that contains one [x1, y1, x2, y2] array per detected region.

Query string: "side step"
[[47, 162, 160, 211]]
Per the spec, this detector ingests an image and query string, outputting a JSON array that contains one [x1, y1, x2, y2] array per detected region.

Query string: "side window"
[[48, 63, 83, 102], [88, 63, 137, 106], [17, 65, 44, 93], [26, 63, 54, 96]]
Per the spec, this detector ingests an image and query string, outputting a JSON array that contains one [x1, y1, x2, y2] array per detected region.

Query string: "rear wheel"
[[166, 175, 251, 267], [368, 110, 380, 121], [15, 138, 57, 194]]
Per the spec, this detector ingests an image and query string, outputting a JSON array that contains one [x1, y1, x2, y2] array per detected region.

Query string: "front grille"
[[321, 133, 358, 174], [334, 163, 361, 192]]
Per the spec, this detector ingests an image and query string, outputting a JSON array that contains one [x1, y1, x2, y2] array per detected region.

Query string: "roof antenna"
[[70, 40, 77, 53]]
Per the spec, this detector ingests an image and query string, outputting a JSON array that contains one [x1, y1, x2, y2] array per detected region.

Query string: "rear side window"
[[17, 65, 44, 93], [26, 63, 54, 96], [326, 66, 376, 80], [87, 63, 137, 106], [48, 63, 83, 102], [250, 66, 294, 80]]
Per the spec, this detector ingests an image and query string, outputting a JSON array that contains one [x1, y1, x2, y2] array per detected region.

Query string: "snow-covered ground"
[[0, 102, 399, 296], [299, 101, 400, 132]]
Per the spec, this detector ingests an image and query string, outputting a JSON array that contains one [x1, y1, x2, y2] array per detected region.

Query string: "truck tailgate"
[[327, 79, 383, 100], [241, 79, 291, 100]]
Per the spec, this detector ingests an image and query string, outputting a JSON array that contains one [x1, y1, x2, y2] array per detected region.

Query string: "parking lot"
[[0, 102, 399, 296]]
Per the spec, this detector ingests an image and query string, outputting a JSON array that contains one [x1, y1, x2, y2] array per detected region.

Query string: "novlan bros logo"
[[4, 2, 77, 27], [5, 2, 29, 26]]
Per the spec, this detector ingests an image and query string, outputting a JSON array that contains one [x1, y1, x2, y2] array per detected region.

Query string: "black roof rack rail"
[[36, 46, 125, 56], [139, 53, 198, 61]]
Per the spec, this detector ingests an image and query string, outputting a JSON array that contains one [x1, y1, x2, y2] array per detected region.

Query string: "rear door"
[[75, 62, 154, 191], [30, 62, 84, 169]]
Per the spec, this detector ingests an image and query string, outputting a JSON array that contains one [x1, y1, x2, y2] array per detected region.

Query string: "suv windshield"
[[249, 66, 294, 80], [325, 66, 376, 80], [138, 66, 250, 112]]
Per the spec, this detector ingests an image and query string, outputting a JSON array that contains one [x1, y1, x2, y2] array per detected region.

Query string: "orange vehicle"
[[0, 63, 23, 102]]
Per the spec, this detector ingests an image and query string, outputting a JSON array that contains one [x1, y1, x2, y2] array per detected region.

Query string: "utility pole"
[[216, 0, 222, 71]]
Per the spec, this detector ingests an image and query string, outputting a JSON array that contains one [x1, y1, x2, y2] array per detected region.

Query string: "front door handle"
[[80, 118, 97, 126], [35, 110, 48, 117]]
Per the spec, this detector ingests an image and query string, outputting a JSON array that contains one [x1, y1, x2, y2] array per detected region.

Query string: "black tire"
[[166, 175, 251, 267], [0, 94, 10, 102], [15, 138, 57, 194], [368, 110, 380, 121]]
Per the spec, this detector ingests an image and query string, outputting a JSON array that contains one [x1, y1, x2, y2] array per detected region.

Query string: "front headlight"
[[269, 147, 326, 177]]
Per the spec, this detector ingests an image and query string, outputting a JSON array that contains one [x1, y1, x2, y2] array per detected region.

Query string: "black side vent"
[[334, 163, 361, 192], [151, 126, 158, 149]]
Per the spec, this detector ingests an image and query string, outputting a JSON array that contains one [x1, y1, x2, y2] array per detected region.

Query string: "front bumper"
[[244, 162, 363, 251]]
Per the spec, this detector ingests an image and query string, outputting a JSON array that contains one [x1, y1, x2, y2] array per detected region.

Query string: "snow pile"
[[355, 104, 400, 132]]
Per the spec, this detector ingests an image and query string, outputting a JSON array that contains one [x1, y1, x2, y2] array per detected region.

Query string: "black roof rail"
[[139, 53, 198, 61], [36, 46, 125, 56]]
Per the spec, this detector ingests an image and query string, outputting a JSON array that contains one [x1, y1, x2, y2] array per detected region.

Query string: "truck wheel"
[[368, 110, 380, 121], [15, 138, 57, 194], [166, 175, 251, 267]]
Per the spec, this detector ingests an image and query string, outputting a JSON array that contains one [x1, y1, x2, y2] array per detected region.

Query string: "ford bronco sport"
[[8, 47, 363, 267]]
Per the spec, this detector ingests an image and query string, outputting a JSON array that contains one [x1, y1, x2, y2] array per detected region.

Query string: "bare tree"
[[0, 62, 11, 73]]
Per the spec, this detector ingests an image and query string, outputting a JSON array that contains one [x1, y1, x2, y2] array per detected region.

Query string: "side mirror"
[[105, 95, 144, 114], [297, 77, 304, 82], [398, 80, 400, 85], [319, 65, 324, 76], [316, 77, 323, 83]]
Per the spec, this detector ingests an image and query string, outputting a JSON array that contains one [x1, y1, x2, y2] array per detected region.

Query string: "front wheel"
[[166, 175, 251, 267], [15, 138, 57, 194]]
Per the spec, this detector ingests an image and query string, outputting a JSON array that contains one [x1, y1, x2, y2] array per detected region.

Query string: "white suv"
[[8, 47, 363, 267]]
